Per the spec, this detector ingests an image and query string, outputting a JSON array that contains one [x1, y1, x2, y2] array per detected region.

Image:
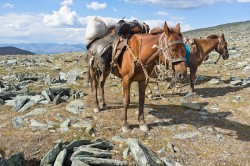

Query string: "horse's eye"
[[171, 48, 175, 52]]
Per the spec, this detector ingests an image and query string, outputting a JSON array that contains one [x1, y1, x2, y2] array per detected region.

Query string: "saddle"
[[111, 34, 132, 67], [87, 31, 119, 70]]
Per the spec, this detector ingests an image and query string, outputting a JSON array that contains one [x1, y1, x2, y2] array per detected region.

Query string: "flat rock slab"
[[70, 156, 127, 166], [54, 149, 67, 166], [72, 147, 112, 158], [40, 142, 62, 165], [173, 131, 201, 140], [65, 139, 92, 152], [181, 101, 201, 110], [126, 138, 166, 166], [66, 100, 86, 114]]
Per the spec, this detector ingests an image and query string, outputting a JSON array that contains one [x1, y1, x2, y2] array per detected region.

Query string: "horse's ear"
[[222, 33, 225, 40], [175, 23, 181, 33], [164, 21, 171, 36]]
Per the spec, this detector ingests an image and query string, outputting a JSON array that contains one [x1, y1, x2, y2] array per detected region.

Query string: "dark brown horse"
[[111, 22, 187, 132], [86, 27, 118, 112], [189, 34, 229, 92]]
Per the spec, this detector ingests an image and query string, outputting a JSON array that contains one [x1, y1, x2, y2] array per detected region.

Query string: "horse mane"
[[150, 27, 163, 35], [206, 34, 219, 39], [149, 27, 177, 35]]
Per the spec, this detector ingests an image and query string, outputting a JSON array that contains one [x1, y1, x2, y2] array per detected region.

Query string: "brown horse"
[[111, 22, 187, 132], [189, 34, 229, 92]]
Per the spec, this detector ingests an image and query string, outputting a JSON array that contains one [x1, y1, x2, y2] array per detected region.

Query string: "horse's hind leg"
[[99, 71, 109, 110], [121, 78, 132, 132], [88, 66, 93, 92], [138, 80, 149, 131], [89, 67, 100, 113]]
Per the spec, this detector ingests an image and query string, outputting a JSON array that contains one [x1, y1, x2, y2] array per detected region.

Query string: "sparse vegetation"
[[0, 21, 250, 165]]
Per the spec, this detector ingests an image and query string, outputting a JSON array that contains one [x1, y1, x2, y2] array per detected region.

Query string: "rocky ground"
[[0, 21, 250, 166]]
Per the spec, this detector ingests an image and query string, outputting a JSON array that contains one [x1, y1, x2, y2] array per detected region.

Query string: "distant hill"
[[0, 43, 86, 54], [0, 46, 35, 55]]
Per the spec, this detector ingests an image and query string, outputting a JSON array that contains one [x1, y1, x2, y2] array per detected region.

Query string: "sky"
[[0, 0, 249, 44]]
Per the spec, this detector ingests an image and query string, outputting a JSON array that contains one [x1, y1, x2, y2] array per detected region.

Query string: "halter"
[[158, 33, 186, 70]]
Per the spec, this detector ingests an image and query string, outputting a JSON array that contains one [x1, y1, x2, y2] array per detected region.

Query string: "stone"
[[85, 139, 114, 150], [72, 147, 112, 158], [66, 100, 86, 114], [173, 131, 201, 140], [59, 72, 67, 81], [160, 157, 174, 166], [41, 90, 52, 102], [54, 93, 63, 105], [181, 101, 201, 110], [67, 70, 79, 83], [65, 139, 92, 152], [45, 74, 51, 85], [126, 138, 166, 166], [18, 100, 35, 112], [122, 147, 130, 159], [54, 149, 67, 166], [70, 157, 127, 166], [12, 97, 30, 112], [40, 142, 62, 165], [0, 99, 4, 105], [71, 159, 90, 166], [29, 119, 49, 130], [59, 119, 71, 132], [24, 108, 47, 117], [12, 116, 28, 128], [208, 78, 220, 84], [30, 95, 45, 103], [230, 80, 242, 85], [0, 152, 24, 166]]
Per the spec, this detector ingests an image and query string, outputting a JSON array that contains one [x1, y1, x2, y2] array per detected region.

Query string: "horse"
[[188, 34, 229, 92], [111, 22, 187, 132], [85, 26, 118, 113]]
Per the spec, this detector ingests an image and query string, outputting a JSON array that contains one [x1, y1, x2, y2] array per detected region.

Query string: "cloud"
[[2, 2, 14, 8], [60, 0, 73, 6], [123, 0, 232, 9], [236, 0, 250, 2], [112, 7, 118, 12], [0, 13, 85, 44], [43, 5, 77, 27], [155, 11, 169, 16], [86, 2, 107, 10]]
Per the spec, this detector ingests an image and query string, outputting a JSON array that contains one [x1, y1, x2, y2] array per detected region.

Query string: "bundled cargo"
[[85, 16, 119, 41], [85, 16, 107, 41]]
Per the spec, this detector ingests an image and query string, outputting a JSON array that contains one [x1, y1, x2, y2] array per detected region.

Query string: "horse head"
[[161, 22, 187, 82], [207, 33, 229, 60]]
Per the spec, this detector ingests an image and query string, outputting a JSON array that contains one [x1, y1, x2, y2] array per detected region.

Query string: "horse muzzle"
[[222, 54, 229, 60]]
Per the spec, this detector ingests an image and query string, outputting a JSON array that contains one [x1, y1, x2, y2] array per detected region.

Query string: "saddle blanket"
[[185, 43, 191, 67]]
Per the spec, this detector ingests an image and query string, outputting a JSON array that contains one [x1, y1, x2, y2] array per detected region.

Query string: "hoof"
[[121, 126, 131, 133], [100, 104, 108, 110], [148, 94, 153, 99], [93, 107, 100, 113], [140, 124, 149, 132]]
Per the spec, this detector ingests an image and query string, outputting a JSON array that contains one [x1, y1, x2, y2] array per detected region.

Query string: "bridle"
[[158, 33, 186, 70], [214, 37, 229, 64]]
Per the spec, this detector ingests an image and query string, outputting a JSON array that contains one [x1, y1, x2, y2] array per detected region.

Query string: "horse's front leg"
[[138, 80, 149, 131], [121, 78, 132, 132], [190, 65, 198, 92]]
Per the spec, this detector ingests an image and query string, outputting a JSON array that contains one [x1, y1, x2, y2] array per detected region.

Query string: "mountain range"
[[0, 46, 35, 55], [0, 43, 86, 54]]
